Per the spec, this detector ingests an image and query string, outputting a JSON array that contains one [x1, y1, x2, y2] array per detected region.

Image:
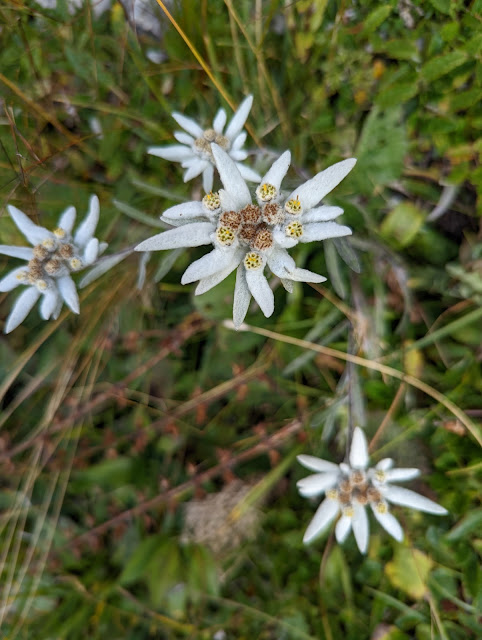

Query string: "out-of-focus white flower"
[[0, 196, 107, 333], [136, 145, 355, 327], [297, 427, 448, 553], [148, 95, 261, 192]]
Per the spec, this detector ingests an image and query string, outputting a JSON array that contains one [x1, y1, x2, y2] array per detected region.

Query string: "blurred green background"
[[0, 1, 481, 638]]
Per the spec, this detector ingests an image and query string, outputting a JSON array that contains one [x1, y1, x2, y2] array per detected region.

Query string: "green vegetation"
[[0, 1, 481, 638]]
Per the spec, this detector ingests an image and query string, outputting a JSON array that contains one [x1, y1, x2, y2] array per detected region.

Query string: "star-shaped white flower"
[[297, 427, 448, 553], [148, 95, 261, 192], [136, 146, 355, 327], [0, 196, 107, 333]]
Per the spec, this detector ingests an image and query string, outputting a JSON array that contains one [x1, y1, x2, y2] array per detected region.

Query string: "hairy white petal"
[[8, 205, 52, 245], [212, 145, 251, 209], [272, 227, 298, 249], [213, 108, 227, 133], [301, 206, 344, 224], [40, 289, 60, 320], [182, 249, 239, 285], [233, 263, 251, 329], [301, 222, 352, 243], [74, 195, 99, 248], [287, 158, 357, 210], [267, 248, 296, 278], [148, 145, 193, 162], [0, 267, 28, 292], [259, 151, 291, 193], [171, 112, 203, 138], [225, 94, 253, 140], [79, 250, 132, 288], [202, 164, 214, 193], [57, 275, 80, 314], [183, 159, 209, 182], [230, 149, 248, 161], [135, 222, 215, 252], [83, 238, 99, 265], [57, 206, 76, 233], [352, 503, 369, 553], [297, 455, 340, 474], [0, 245, 33, 260], [5, 287, 41, 333], [385, 468, 421, 483], [162, 201, 206, 221], [303, 498, 339, 544], [371, 506, 404, 542], [245, 267, 274, 318], [349, 427, 369, 469], [383, 486, 448, 515], [173, 131, 194, 145], [232, 131, 247, 151], [195, 248, 244, 294], [376, 458, 394, 471], [297, 473, 339, 498], [236, 163, 262, 183], [280, 278, 293, 293], [335, 515, 352, 543], [287, 268, 326, 283]]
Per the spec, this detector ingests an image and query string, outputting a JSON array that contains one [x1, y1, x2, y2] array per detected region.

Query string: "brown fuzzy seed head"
[[33, 244, 49, 260], [262, 203, 284, 225], [252, 226, 273, 251], [338, 491, 352, 505], [219, 210, 242, 231], [203, 128, 216, 142], [214, 133, 229, 149], [355, 491, 369, 506], [367, 487, 382, 503], [351, 470, 365, 485], [240, 204, 262, 225], [339, 479, 351, 493], [44, 258, 62, 275], [28, 258, 44, 280], [238, 223, 258, 243], [59, 244, 74, 259]]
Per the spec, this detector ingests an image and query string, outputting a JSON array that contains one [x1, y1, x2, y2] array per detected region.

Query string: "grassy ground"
[[0, 1, 481, 638]]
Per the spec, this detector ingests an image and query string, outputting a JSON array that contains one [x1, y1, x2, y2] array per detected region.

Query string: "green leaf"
[[147, 540, 182, 608], [376, 82, 419, 108], [119, 535, 165, 586], [362, 6, 392, 34], [380, 203, 424, 248], [385, 547, 433, 599], [446, 508, 482, 541], [420, 51, 468, 82]]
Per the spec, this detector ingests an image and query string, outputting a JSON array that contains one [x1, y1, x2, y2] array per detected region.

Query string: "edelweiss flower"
[[297, 427, 448, 553], [0, 196, 107, 333], [148, 95, 261, 192], [136, 146, 355, 327]]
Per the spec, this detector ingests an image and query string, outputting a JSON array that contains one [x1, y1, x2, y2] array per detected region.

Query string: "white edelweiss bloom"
[[297, 427, 448, 553], [136, 146, 356, 327], [0, 196, 107, 333], [148, 95, 261, 193]]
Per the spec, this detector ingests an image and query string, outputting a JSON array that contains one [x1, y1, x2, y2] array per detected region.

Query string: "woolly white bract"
[[148, 95, 261, 192], [297, 427, 448, 553], [0, 196, 107, 333], [136, 145, 356, 327]]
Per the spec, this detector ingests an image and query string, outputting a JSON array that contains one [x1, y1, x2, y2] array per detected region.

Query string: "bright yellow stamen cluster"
[[70, 258, 82, 271], [244, 252, 263, 270], [36, 279, 48, 291], [375, 470, 386, 483], [327, 489, 338, 500], [342, 505, 354, 518], [375, 502, 388, 514], [202, 192, 221, 211], [286, 221, 303, 238], [42, 238, 55, 250], [54, 227, 66, 238], [257, 183, 277, 202], [216, 227, 235, 246], [285, 198, 302, 214]]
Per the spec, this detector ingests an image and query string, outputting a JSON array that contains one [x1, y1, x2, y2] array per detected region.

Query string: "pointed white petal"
[[225, 95, 253, 140], [135, 222, 215, 252], [232, 132, 247, 151], [79, 250, 132, 288], [213, 108, 227, 133], [335, 515, 352, 543], [352, 503, 369, 553], [301, 222, 352, 243], [83, 238, 99, 265], [99, 242, 108, 255], [40, 289, 60, 320], [280, 278, 293, 293], [58, 206, 76, 233], [287, 158, 357, 210], [303, 498, 339, 544], [267, 248, 296, 278], [182, 249, 239, 285], [162, 201, 206, 221], [297, 455, 340, 474], [219, 188, 239, 212], [371, 505, 404, 542], [245, 267, 274, 318], [260, 151, 291, 192], [297, 473, 339, 498], [349, 427, 369, 469], [148, 145, 193, 162], [301, 206, 344, 224], [174, 131, 195, 145], [212, 145, 251, 209], [384, 486, 448, 515], [287, 268, 326, 283], [184, 159, 209, 182], [233, 263, 251, 329], [202, 164, 214, 193], [0, 245, 33, 260], [171, 112, 203, 138], [195, 248, 244, 294], [236, 163, 262, 183], [0, 267, 27, 292], [5, 287, 41, 333], [376, 458, 394, 471], [385, 468, 421, 483], [230, 150, 248, 161], [7, 205, 52, 245], [57, 275, 79, 314], [74, 195, 99, 248], [273, 227, 298, 249]]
